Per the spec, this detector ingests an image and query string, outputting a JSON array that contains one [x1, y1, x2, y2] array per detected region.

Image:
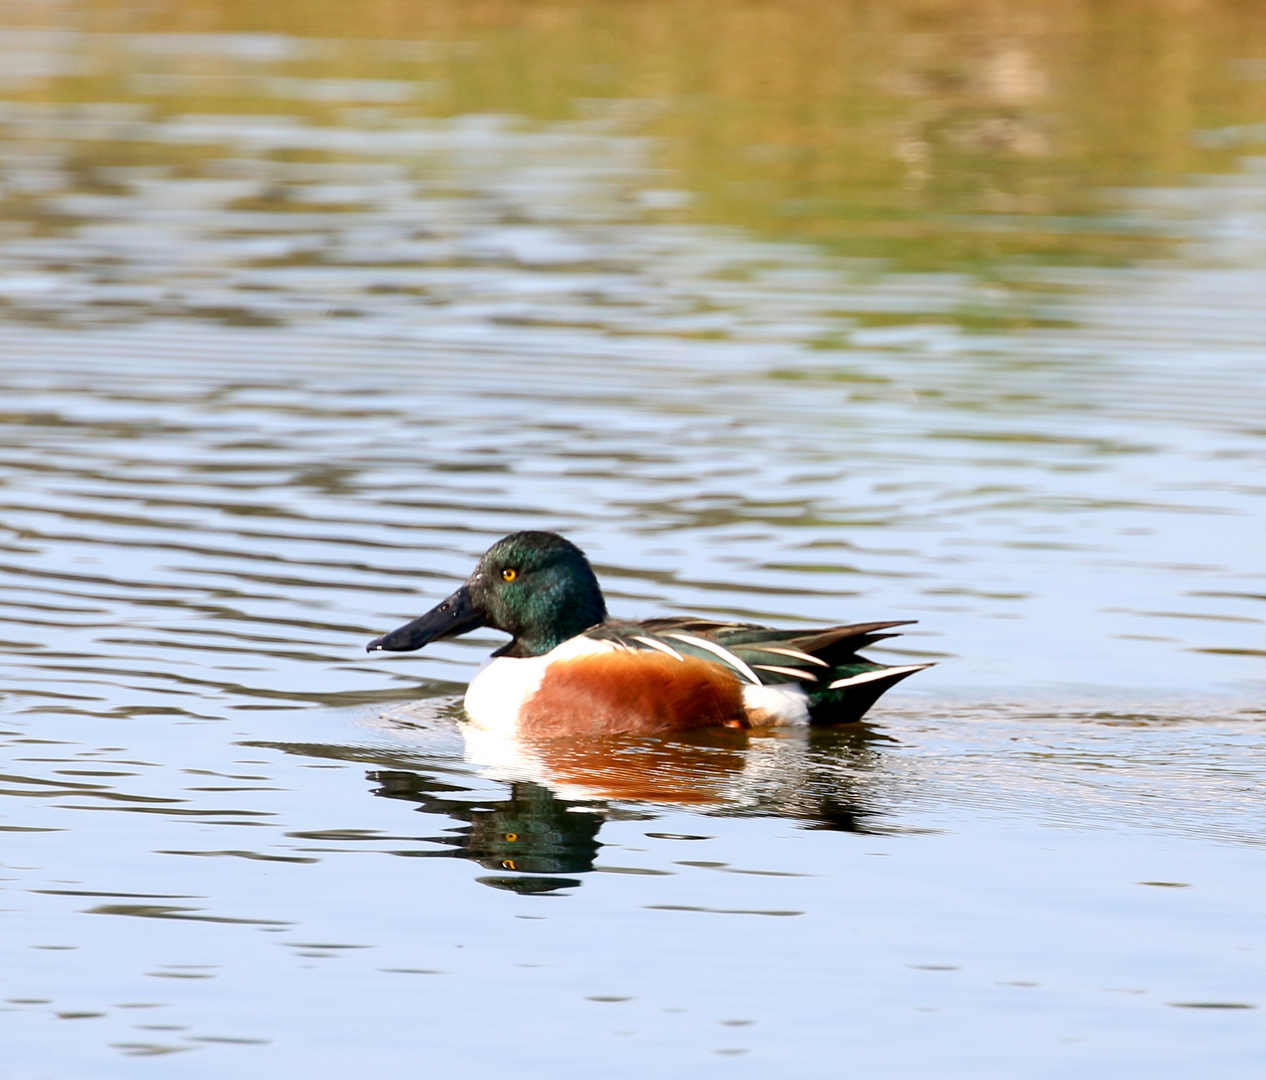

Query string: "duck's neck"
[[497, 594, 607, 658]]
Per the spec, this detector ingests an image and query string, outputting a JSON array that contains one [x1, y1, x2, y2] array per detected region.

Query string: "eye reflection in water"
[[360, 723, 897, 893], [368, 774, 604, 894]]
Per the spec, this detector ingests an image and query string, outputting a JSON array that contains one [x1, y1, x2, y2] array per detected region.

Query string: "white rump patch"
[[742, 682, 810, 727]]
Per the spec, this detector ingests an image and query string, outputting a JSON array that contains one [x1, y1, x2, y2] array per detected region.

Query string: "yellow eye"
[[504, 832, 518, 842], [501, 568, 517, 582]]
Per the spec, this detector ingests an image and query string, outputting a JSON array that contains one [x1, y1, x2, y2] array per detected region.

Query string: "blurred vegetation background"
[[4, 0, 1265, 276]]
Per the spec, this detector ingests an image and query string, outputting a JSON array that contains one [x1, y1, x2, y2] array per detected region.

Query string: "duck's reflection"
[[366, 721, 895, 892], [368, 773, 602, 893]]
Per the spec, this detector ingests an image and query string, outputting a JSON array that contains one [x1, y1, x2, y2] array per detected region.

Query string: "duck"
[[367, 531, 929, 738]]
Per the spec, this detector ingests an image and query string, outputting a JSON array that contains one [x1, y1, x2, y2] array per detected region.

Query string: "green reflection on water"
[[5, 0, 1265, 278]]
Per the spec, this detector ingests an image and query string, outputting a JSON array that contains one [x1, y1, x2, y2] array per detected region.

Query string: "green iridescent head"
[[367, 531, 608, 658]]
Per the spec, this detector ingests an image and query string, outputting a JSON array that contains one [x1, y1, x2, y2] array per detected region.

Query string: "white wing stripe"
[[632, 635, 686, 661], [752, 664, 820, 683], [828, 664, 930, 690], [746, 645, 830, 667], [663, 633, 762, 685]]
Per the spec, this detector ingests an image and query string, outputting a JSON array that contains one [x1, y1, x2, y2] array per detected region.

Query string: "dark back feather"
[[587, 617, 929, 724]]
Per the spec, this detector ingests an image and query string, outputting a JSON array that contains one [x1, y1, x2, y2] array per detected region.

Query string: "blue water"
[[1, 11, 1265, 1077]]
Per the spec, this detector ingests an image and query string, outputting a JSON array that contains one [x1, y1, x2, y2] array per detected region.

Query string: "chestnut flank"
[[519, 651, 746, 737]]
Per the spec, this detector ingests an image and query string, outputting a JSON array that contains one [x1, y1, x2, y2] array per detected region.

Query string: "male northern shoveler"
[[367, 531, 929, 738]]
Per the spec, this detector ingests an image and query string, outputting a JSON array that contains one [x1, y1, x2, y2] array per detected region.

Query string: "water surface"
[[1, 3, 1264, 1076]]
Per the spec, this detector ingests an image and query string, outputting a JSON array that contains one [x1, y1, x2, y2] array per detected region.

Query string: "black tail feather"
[[807, 665, 927, 726]]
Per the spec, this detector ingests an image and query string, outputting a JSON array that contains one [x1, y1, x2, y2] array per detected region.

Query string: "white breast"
[[462, 635, 617, 735]]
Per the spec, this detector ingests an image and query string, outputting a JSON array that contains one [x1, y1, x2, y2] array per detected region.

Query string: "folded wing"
[[589, 618, 930, 725]]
